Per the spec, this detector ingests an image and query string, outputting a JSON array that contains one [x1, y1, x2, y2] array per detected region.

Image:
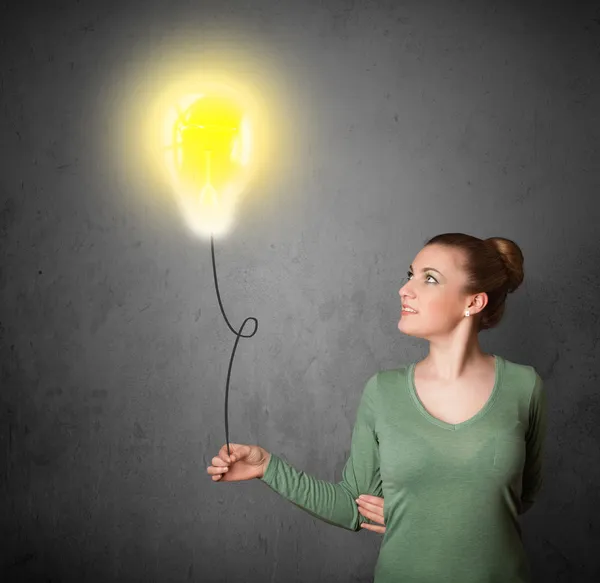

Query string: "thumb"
[[226, 443, 248, 462]]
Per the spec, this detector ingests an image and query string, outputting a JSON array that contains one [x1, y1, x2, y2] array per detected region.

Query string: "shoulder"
[[367, 365, 410, 383], [363, 365, 411, 398], [501, 354, 541, 381], [500, 355, 544, 403]]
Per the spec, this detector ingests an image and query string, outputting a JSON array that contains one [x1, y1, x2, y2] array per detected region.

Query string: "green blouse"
[[260, 355, 547, 582]]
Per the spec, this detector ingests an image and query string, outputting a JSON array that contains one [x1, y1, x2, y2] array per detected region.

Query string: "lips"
[[402, 305, 418, 313]]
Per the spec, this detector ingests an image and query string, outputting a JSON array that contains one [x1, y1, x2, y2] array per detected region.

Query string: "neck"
[[421, 323, 490, 382]]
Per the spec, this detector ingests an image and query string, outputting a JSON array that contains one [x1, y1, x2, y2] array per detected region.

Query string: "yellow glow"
[[159, 77, 262, 238], [105, 40, 295, 241]]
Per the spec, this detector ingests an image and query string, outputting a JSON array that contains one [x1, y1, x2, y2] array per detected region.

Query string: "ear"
[[470, 292, 488, 314]]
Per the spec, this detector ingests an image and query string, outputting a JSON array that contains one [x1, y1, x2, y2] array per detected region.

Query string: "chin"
[[398, 319, 424, 339]]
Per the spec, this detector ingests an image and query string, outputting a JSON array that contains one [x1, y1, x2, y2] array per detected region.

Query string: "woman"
[[207, 233, 548, 583]]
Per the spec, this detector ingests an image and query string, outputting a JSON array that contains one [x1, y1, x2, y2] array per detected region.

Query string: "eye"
[[406, 271, 437, 284]]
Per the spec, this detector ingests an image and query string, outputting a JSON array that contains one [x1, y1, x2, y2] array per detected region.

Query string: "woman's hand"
[[356, 494, 386, 534], [207, 443, 271, 482]]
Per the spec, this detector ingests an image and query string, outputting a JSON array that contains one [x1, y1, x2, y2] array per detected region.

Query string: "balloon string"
[[210, 234, 258, 458]]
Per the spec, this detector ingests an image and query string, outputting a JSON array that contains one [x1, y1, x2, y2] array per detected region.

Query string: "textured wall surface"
[[1, 0, 599, 581]]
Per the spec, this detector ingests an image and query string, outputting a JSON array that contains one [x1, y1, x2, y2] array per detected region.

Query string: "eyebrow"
[[410, 265, 444, 276]]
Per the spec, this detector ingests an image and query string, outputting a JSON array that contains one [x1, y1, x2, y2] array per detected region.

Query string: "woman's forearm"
[[259, 452, 381, 531], [258, 372, 381, 531]]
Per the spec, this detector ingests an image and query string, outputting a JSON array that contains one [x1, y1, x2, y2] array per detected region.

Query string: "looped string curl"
[[210, 235, 258, 458]]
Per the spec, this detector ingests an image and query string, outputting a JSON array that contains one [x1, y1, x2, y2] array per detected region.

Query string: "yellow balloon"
[[163, 81, 257, 239]]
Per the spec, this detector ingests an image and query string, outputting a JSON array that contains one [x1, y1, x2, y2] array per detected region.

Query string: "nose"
[[399, 283, 415, 307]]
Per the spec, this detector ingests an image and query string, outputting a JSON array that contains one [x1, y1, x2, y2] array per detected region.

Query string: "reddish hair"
[[424, 233, 525, 331]]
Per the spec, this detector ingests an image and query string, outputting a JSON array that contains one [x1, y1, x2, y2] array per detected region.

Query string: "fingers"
[[219, 443, 242, 463], [360, 523, 386, 534], [208, 444, 245, 481], [356, 497, 384, 515], [207, 446, 237, 480], [357, 504, 384, 525], [358, 495, 384, 507], [212, 456, 229, 467], [207, 464, 230, 478], [357, 499, 383, 514], [356, 498, 385, 526]]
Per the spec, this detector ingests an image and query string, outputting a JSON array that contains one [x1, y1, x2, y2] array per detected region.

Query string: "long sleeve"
[[520, 371, 548, 514], [259, 372, 383, 532]]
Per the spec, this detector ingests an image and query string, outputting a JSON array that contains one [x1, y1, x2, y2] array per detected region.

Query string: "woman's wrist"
[[260, 449, 271, 479]]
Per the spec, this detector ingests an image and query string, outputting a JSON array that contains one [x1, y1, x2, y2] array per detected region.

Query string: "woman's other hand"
[[356, 494, 386, 533], [207, 443, 271, 482]]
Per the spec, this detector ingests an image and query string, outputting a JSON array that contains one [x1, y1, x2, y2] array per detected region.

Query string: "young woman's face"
[[397, 244, 472, 339]]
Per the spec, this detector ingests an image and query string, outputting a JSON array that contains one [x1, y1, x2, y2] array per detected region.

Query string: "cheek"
[[421, 297, 461, 326], [425, 297, 453, 317]]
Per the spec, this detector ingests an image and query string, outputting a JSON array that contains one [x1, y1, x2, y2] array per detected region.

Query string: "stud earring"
[[465, 309, 470, 317]]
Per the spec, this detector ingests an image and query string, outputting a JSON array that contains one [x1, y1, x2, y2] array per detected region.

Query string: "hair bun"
[[486, 237, 524, 293]]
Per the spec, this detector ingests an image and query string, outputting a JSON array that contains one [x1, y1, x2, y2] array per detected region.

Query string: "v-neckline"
[[407, 354, 503, 431]]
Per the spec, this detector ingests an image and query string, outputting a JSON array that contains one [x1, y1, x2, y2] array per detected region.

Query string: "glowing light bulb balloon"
[[161, 78, 263, 459], [162, 82, 256, 239]]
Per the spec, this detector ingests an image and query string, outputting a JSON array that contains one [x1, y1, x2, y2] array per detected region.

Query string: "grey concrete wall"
[[1, 0, 599, 581]]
